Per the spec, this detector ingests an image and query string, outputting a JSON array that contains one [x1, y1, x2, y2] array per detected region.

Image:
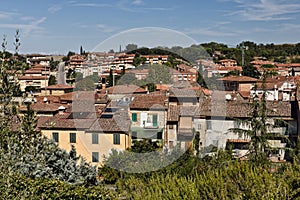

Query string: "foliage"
[[225, 69, 241, 77], [50, 57, 59, 71], [125, 44, 138, 52], [129, 139, 160, 153], [0, 173, 115, 199], [48, 74, 57, 85], [0, 32, 109, 198], [117, 72, 137, 85], [75, 76, 96, 91], [146, 64, 173, 84], [120, 161, 294, 200], [242, 64, 261, 78]]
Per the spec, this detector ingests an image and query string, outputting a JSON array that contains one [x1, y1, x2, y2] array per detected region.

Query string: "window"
[[132, 131, 137, 139], [52, 132, 59, 142], [147, 114, 158, 126], [198, 124, 201, 130], [92, 133, 98, 144], [92, 152, 99, 162], [206, 121, 212, 130], [113, 134, 120, 145], [70, 133, 76, 143], [157, 132, 163, 139], [132, 113, 137, 122]]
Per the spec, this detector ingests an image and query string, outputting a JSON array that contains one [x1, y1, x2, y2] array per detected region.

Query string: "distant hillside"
[[127, 42, 300, 65]]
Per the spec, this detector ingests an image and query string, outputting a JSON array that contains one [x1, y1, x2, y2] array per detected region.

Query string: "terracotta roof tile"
[[130, 94, 167, 110], [217, 76, 258, 82], [98, 85, 147, 94], [45, 84, 74, 90]]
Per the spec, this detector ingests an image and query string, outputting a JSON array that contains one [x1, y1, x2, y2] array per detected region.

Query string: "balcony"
[[131, 127, 163, 140]]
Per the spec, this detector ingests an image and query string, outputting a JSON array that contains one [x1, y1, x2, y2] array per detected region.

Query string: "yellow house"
[[38, 105, 130, 165], [40, 84, 74, 96], [85, 112, 131, 164]]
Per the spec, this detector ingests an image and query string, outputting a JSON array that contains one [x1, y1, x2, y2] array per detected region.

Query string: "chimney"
[[58, 105, 66, 115], [274, 84, 278, 101], [43, 97, 49, 104]]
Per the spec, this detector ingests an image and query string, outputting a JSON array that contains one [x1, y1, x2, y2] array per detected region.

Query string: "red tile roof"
[[99, 85, 147, 94], [19, 76, 46, 80], [217, 76, 258, 82], [45, 84, 74, 90], [130, 94, 167, 110]]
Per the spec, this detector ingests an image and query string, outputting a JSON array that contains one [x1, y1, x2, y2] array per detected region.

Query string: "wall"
[[42, 130, 129, 165]]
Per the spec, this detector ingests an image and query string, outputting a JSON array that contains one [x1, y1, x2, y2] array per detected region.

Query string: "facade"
[[217, 76, 258, 91], [129, 93, 168, 143]]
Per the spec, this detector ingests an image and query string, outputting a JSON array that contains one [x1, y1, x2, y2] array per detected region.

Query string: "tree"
[[117, 73, 137, 85], [50, 57, 59, 71], [48, 75, 56, 85], [224, 70, 241, 77], [197, 71, 207, 88], [75, 77, 96, 91], [75, 72, 83, 82], [146, 64, 173, 84], [107, 69, 114, 87], [125, 44, 138, 52], [242, 64, 261, 78], [80, 46, 83, 55], [228, 73, 272, 164], [129, 139, 160, 153]]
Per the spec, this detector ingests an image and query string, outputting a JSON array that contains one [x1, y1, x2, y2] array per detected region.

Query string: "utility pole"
[[240, 42, 248, 67]]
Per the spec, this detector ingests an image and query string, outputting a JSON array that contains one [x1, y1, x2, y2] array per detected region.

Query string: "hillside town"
[[9, 47, 300, 166]]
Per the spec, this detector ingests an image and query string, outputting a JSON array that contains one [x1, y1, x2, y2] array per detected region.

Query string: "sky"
[[1, 0, 300, 54]]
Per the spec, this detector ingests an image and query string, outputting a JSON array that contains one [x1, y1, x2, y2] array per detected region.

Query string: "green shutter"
[[132, 113, 137, 122], [153, 114, 158, 126]]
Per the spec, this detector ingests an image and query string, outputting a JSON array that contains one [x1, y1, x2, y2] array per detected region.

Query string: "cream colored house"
[[129, 93, 167, 143]]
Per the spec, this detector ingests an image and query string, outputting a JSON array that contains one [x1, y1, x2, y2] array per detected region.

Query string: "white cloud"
[[96, 24, 118, 33], [132, 0, 143, 5], [184, 27, 243, 37], [0, 11, 18, 19], [0, 17, 47, 36], [48, 5, 63, 14], [71, 3, 112, 7], [226, 0, 300, 21]]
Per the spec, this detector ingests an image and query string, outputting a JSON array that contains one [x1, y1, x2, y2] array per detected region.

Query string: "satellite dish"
[[225, 94, 232, 100]]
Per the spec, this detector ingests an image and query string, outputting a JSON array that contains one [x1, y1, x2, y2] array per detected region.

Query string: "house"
[[19, 64, 51, 93], [19, 75, 49, 92], [69, 54, 85, 70], [218, 59, 237, 67], [196, 91, 296, 160], [129, 93, 168, 143], [97, 84, 147, 102], [166, 85, 205, 149], [276, 63, 300, 76], [40, 84, 74, 96], [251, 76, 300, 101], [85, 107, 131, 164], [217, 76, 258, 91], [37, 91, 121, 165], [110, 53, 135, 70], [142, 55, 168, 65], [38, 107, 98, 164], [204, 66, 243, 78], [26, 54, 50, 66]]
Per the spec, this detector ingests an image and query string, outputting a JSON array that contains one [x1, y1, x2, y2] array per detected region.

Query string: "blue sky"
[[1, 0, 300, 54]]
